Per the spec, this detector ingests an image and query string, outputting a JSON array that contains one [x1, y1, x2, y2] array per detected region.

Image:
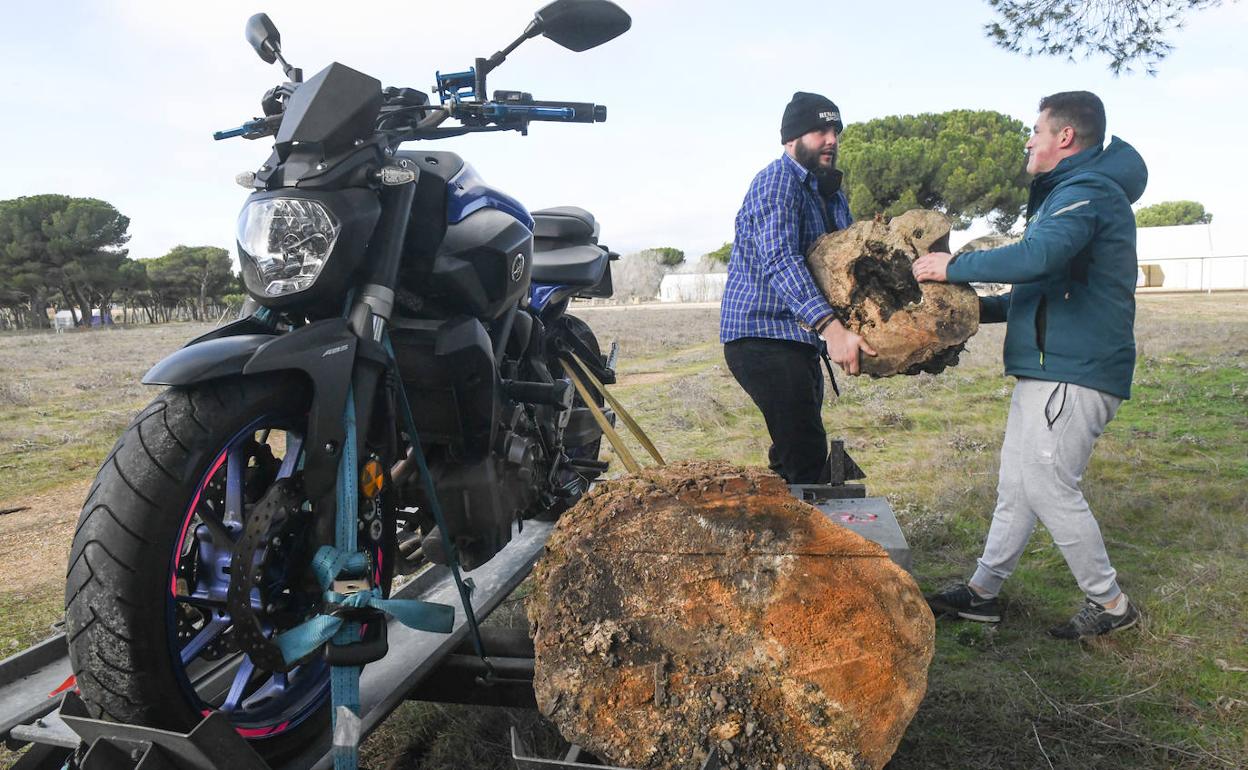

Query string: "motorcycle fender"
[[142, 314, 281, 386], [142, 333, 277, 387], [243, 318, 358, 500]]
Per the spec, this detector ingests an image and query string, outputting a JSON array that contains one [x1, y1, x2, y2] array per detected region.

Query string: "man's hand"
[[912, 252, 953, 283], [821, 319, 877, 375]]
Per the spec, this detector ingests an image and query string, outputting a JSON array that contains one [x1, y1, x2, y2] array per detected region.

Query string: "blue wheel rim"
[[166, 416, 339, 739]]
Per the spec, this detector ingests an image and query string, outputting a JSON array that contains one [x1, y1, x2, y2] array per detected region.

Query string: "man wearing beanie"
[[913, 91, 1146, 639], [720, 91, 876, 484]]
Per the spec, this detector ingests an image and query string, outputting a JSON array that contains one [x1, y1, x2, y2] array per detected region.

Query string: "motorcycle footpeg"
[[325, 612, 389, 666], [502, 379, 574, 409], [565, 457, 609, 473]]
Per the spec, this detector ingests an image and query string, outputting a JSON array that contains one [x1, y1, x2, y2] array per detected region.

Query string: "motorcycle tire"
[[561, 313, 608, 457], [64, 372, 347, 762], [535, 315, 608, 522]]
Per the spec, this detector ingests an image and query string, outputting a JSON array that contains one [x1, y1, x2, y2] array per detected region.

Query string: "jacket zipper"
[[1035, 295, 1048, 369]]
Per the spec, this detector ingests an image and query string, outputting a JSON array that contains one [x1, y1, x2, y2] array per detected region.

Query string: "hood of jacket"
[[1030, 136, 1148, 210]]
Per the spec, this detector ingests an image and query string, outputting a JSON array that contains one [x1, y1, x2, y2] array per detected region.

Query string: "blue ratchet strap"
[[382, 335, 494, 671], [272, 384, 453, 770], [272, 546, 454, 666]]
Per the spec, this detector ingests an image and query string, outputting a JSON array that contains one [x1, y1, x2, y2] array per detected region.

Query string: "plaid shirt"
[[720, 153, 852, 346]]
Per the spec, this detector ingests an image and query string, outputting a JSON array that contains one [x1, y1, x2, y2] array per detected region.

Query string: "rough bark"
[[806, 209, 980, 376], [529, 461, 935, 770]]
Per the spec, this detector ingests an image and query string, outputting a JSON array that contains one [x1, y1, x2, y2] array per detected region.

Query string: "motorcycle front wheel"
[[64, 372, 375, 761]]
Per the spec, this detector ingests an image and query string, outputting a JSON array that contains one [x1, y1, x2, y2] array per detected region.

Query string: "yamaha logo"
[[511, 253, 526, 282]]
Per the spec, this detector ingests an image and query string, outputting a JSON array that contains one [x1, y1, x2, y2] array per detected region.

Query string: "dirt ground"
[[0, 480, 89, 596]]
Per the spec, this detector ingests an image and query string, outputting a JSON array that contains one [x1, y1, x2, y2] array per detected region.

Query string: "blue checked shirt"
[[720, 153, 852, 346]]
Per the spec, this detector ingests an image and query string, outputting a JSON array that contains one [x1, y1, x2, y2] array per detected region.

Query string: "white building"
[[1136, 223, 1248, 291]]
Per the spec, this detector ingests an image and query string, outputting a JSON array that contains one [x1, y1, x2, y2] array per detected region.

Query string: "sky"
[[1, 0, 1245, 264]]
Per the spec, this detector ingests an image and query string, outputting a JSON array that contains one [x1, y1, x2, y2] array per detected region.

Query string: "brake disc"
[[226, 477, 306, 672]]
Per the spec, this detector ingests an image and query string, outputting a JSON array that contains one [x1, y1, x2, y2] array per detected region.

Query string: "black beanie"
[[780, 92, 843, 144]]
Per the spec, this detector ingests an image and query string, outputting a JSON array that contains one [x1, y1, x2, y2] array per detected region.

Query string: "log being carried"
[[528, 462, 935, 770], [805, 209, 980, 377]]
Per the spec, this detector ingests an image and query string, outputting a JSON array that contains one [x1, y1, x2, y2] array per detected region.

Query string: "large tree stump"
[[806, 209, 979, 376], [528, 462, 934, 770]]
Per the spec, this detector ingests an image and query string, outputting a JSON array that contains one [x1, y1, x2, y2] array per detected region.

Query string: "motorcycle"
[[63, 0, 630, 761]]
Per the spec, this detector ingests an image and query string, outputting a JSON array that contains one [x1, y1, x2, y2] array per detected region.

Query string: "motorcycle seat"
[[532, 206, 598, 245], [531, 244, 608, 287]]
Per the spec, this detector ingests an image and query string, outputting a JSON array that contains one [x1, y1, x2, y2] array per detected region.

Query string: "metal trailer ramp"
[[0, 634, 72, 752], [2, 485, 913, 770], [793, 484, 913, 573]]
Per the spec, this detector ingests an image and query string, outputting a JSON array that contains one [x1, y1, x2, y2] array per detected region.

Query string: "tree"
[[0, 195, 71, 328], [983, 0, 1225, 75], [147, 245, 234, 321], [650, 247, 685, 267], [0, 195, 130, 327], [1135, 200, 1213, 227], [613, 250, 671, 302], [704, 242, 733, 265], [839, 110, 1031, 232], [45, 198, 130, 325], [221, 293, 248, 316], [116, 259, 151, 324]]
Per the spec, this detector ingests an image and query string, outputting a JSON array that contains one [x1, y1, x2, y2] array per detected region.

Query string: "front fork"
[[338, 182, 415, 540]]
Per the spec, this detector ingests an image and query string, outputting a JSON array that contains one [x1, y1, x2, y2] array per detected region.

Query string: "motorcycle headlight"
[[237, 198, 341, 297]]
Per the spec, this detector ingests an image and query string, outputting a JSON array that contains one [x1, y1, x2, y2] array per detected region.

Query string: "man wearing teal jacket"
[[913, 91, 1147, 639]]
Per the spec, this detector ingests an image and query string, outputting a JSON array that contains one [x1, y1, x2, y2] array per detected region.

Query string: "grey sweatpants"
[[970, 378, 1124, 605]]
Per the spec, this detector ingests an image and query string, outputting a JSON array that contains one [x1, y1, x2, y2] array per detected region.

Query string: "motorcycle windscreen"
[[275, 63, 383, 156]]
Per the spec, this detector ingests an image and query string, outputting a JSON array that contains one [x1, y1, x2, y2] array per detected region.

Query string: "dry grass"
[[572, 295, 1248, 770], [0, 323, 217, 502], [2, 295, 1246, 769]]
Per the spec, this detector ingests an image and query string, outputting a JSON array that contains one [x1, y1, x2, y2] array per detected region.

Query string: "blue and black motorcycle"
[[64, 1, 628, 760]]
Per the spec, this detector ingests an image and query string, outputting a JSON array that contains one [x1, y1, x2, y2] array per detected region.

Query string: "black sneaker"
[[926, 583, 1003, 623], [1048, 597, 1140, 640]]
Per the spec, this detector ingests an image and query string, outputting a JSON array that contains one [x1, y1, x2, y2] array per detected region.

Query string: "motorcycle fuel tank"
[[429, 207, 533, 319], [395, 153, 535, 320]]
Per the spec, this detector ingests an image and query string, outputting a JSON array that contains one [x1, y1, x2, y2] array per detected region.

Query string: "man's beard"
[[795, 142, 837, 175]]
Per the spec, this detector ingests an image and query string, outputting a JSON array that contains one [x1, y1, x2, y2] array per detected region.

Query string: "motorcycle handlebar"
[[527, 100, 607, 123], [478, 100, 606, 125], [213, 115, 280, 141], [218, 94, 605, 144]]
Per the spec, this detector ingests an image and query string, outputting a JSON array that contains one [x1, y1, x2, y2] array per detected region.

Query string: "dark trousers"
[[724, 337, 829, 484]]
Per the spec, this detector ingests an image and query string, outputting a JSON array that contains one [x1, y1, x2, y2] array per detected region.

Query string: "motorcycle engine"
[[390, 316, 567, 570], [414, 403, 548, 570]]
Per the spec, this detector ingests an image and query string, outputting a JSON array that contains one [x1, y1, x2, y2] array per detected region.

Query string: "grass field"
[[1, 294, 1245, 769]]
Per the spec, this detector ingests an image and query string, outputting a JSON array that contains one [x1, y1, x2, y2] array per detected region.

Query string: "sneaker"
[[926, 583, 1003, 623], [1047, 597, 1140, 640]]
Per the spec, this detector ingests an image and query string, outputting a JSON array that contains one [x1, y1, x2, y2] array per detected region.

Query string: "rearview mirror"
[[245, 13, 281, 64], [532, 0, 631, 52]]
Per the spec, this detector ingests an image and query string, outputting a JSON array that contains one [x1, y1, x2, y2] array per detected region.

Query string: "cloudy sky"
[[2, 0, 1245, 262]]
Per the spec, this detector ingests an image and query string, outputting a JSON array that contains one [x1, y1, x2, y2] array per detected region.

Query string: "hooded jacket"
[[947, 137, 1148, 399]]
